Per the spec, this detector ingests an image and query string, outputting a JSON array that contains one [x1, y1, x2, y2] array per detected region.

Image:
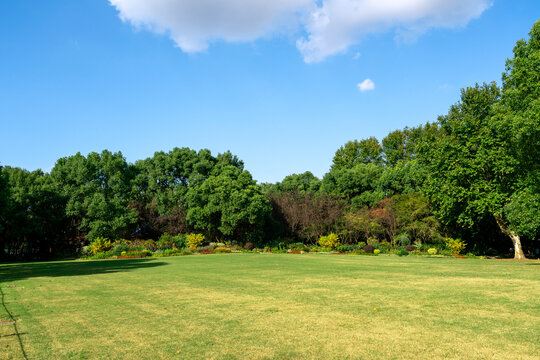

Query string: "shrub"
[[444, 237, 467, 255], [89, 237, 112, 255], [244, 242, 254, 251], [121, 251, 127, 256], [141, 249, 152, 257], [405, 245, 415, 252], [398, 249, 409, 256], [363, 244, 375, 254], [288, 242, 305, 251], [186, 233, 205, 249], [413, 240, 423, 251], [112, 242, 130, 256], [198, 245, 215, 252], [80, 246, 92, 257], [318, 233, 340, 249], [91, 250, 115, 259], [373, 249, 381, 255], [396, 233, 410, 246], [215, 247, 231, 253], [427, 248, 438, 255]]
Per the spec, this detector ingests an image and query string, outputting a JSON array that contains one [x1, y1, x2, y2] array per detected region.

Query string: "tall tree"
[[332, 137, 383, 170], [51, 150, 138, 240], [499, 20, 540, 244], [418, 82, 528, 258]]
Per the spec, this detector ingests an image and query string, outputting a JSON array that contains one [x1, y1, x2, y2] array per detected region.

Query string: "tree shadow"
[[0, 259, 167, 283]]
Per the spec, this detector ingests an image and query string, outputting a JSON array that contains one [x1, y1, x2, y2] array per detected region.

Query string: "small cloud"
[[358, 78, 375, 92], [353, 52, 361, 59]]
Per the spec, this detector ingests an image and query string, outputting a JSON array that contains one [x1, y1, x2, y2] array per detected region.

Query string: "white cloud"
[[109, 0, 491, 61], [358, 78, 375, 91]]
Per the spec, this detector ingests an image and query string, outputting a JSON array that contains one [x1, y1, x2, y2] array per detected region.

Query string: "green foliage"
[[214, 247, 232, 253], [504, 188, 540, 239], [186, 233, 204, 249], [427, 248, 438, 255], [185, 165, 271, 242], [373, 249, 381, 255], [444, 238, 467, 255], [89, 237, 113, 255], [157, 233, 187, 250], [332, 137, 383, 170], [398, 249, 409, 256], [318, 233, 340, 249], [51, 150, 137, 241]]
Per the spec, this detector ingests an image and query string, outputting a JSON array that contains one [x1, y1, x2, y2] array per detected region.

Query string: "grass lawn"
[[0, 254, 539, 360]]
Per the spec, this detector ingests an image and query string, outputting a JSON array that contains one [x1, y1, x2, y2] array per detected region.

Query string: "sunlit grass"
[[1, 254, 539, 359]]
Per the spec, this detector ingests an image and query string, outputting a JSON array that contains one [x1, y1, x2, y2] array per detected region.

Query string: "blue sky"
[[1, 1, 538, 183]]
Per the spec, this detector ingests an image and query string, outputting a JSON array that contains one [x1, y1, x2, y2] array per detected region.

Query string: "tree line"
[[1, 21, 538, 260]]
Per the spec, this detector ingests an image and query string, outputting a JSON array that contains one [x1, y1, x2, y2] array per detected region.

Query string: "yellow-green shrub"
[[186, 233, 205, 249], [318, 233, 340, 249], [89, 237, 112, 255], [373, 249, 381, 255], [214, 247, 231, 253], [444, 238, 467, 255], [427, 248, 438, 255]]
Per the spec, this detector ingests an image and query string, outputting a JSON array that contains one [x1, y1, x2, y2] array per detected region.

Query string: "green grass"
[[1, 254, 539, 359]]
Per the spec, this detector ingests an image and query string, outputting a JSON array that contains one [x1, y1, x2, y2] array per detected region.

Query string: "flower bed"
[[118, 255, 143, 259], [200, 251, 214, 254]]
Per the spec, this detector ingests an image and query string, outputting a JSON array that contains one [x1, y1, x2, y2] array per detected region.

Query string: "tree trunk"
[[494, 215, 526, 259]]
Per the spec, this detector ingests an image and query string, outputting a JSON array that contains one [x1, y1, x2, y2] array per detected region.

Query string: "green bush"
[[398, 249, 409, 256], [396, 233, 410, 246], [215, 247, 232, 253], [318, 233, 340, 249], [80, 246, 92, 257], [112, 242, 130, 256], [91, 250, 115, 259], [141, 249, 152, 257], [444, 237, 467, 255], [158, 233, 187, 250], [89, 237, 112, 255]]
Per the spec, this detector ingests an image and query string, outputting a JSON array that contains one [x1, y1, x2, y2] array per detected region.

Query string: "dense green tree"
[[322, 163, 385, 207], [51, 150, 138, 240], [0, 167, 8, 237], [332, 137, 383, 170], [0, 168, 67, 258], [498, 20, 540, 242], [418, 82, 529, 258], [265, 171, 321, 194], [184, 165, 271, 242]]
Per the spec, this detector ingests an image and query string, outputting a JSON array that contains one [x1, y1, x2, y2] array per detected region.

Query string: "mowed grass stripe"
[[0, 254, 538, 359]]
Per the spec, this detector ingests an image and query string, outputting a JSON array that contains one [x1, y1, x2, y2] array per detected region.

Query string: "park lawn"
[[0, 254, 539, 360]]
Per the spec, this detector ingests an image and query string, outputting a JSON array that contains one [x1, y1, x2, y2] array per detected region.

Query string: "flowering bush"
[[373, 249, 381, 255]]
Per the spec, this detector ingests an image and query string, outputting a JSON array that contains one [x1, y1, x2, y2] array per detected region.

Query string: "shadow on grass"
[[0, 259, 167, 283]]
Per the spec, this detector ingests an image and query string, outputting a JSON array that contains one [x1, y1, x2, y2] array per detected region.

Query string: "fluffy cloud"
[[358, 78, 375, 91], [109, 0, 491, 61]]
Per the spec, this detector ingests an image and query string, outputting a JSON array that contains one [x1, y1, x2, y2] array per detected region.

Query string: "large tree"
[[332, 137, 383, 170], [51, 150, 138, 240], [419, 82, 528, 258]]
